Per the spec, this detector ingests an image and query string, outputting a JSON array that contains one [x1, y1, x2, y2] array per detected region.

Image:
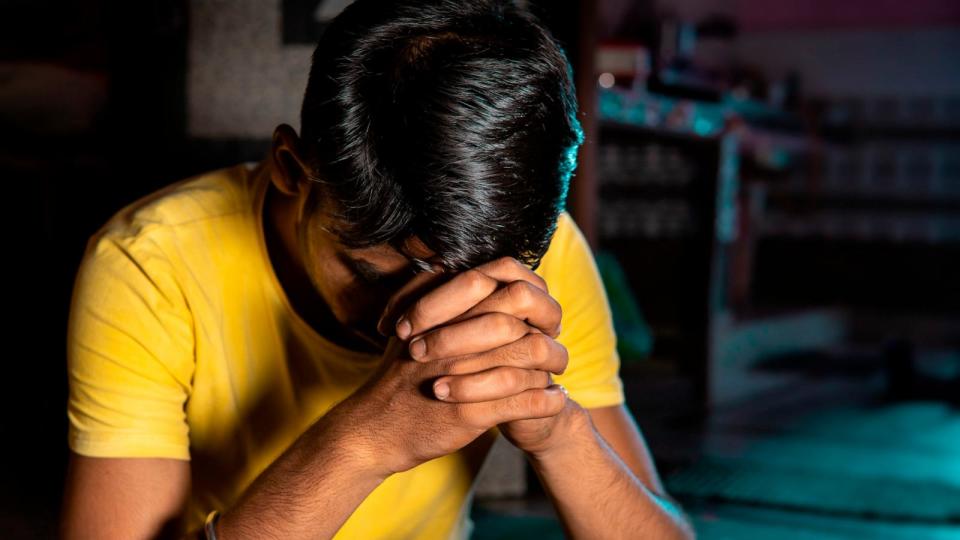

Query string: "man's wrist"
[[523, 399, 594, 463], [307, 412, 393, 483]]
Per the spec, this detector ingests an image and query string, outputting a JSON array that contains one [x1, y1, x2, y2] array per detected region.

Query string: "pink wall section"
[[603, 0, 960, 36], [734, 0, 960, 31], [597, 0, 960, 96]]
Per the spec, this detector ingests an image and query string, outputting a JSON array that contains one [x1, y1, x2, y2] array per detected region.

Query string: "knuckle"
[[463, 269, 487, 295], [512, 316, 531, 336], [514, 367, 536, 390], [491, 367, 514, 390], [497, 256, 522, 274], [525, 332, 552, 367], [506, 280, 535, 309], [489, 312, 516, 335], [533, 273, 549, 293], [510, 258, 530, 278], [502, 256, 548, 293]]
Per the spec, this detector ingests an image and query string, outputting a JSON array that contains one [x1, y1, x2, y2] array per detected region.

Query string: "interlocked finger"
[[429, 331, 569, 376], [407, 311, 531, 362], [432, 367, 552, 402], [459, 385, 568, 428]]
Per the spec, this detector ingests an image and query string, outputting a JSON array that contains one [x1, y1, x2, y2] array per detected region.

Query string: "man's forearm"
[[215, 411, 387, 539], [527, 407, 694, 540]]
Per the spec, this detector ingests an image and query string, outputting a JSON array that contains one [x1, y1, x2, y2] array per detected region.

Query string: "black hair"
[[299, 0, 583, 272]]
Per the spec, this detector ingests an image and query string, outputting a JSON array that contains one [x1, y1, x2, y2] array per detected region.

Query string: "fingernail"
[[396, 316, 411, 340], [410, 338, 426, 360], [434, 382, 450, 400]]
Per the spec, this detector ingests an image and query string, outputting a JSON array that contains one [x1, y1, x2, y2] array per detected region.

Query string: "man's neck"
[[260, 174, 380, 354]]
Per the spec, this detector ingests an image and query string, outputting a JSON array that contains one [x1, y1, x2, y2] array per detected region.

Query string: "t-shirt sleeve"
[[540, 212, 626, 409], [66, 230, 195, 460]]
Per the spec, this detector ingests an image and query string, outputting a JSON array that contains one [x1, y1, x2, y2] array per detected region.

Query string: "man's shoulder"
[[78, 161, 265, 281], [95, 161, 261, 241], [535, 210, 585, 275]]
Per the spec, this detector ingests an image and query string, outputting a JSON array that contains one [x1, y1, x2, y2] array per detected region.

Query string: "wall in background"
[[636, 0, 960, 98], [189, 0, 312, 138], [737, 28, 960, 98]]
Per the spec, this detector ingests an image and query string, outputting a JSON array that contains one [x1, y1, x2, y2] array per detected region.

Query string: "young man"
[[61, 1, 693, 538]]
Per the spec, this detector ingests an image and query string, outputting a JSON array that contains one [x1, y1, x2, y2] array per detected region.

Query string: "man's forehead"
[[314, 201, 440, 270], [344, 233, 440, 273]]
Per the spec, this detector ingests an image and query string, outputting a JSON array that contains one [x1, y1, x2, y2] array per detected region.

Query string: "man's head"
[[268, 0, 583, 349]]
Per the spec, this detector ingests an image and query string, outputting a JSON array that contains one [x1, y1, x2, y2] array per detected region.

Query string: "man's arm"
[[61, 406, 389, 540], [526, 402, 695, 539], [61, 455, 191, 539], [588, 404, 668, 493], [62, 329, 405, 540]]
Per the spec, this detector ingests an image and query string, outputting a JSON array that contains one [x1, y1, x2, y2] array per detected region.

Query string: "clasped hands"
[[334, 254, 579, 474]]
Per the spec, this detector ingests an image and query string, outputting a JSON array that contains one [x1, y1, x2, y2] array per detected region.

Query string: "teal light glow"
[[556, 111, 585, 214], [558, 125, 584, 212], [554, 51, 584, 215], [694, 117, 715, 136]]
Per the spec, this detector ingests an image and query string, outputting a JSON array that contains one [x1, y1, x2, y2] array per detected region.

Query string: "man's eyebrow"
[[341, 254, 389, 282]]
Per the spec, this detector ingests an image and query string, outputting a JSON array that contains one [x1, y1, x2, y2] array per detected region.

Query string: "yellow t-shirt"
[[66, 161, 624, 538]]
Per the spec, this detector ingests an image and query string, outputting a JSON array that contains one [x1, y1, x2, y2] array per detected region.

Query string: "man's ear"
[[269, 124, 311, 197]]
